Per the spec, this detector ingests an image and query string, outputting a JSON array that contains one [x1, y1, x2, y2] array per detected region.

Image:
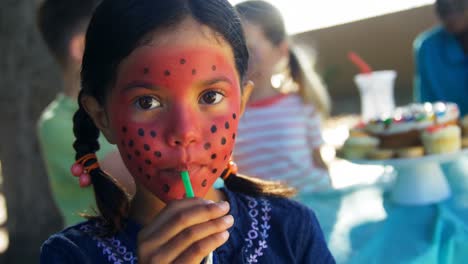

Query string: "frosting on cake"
[[365, 102, 459, 135]]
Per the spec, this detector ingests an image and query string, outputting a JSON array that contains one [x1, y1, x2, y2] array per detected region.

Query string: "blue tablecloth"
[[297, 158, 468, 264]]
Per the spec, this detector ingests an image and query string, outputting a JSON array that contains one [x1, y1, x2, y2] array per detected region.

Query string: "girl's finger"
[[151, 214, 234, 263], [139, 198, 215, 241], [172, 230, 230, 264], [138, 201, 230, 257]]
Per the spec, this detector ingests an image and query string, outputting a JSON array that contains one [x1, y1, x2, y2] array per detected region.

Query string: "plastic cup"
[[354, 70, 397, 122]]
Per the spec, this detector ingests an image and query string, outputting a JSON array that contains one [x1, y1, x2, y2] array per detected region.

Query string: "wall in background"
[[293, 4, 438, 115]]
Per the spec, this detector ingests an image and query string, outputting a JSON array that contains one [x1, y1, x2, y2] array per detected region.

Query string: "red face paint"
[[107, 46, 241, 203]]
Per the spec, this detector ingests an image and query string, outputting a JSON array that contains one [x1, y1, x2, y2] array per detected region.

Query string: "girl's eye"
[[135, 96, 160, 110], [199, 90, 224, 105]]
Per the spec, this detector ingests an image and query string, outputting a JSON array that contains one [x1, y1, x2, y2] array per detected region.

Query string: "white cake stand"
[[351, 149, 468, 205]]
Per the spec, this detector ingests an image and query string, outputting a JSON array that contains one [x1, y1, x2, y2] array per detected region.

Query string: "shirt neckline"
[[248, 93, 289, 108]]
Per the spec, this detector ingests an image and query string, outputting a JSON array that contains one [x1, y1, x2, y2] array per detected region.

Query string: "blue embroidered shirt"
[[40, 187, 335, 263], [413, 26, 468, 115]]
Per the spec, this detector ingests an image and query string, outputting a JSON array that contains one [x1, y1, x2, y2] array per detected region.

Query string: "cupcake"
[[460, 114, 468, 136], [341, 135, 379, 160], [462, 137, 468, 148], [395, 146, 425, 158], [367, 149, 395, 160], [421, 125, 461, 154], [349, 122, 369, 137]]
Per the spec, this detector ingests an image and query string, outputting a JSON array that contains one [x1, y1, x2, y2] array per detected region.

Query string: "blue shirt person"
[[413, 0, 468, 115], [414, 0, 468, 195], [414, 26, 468, 115]]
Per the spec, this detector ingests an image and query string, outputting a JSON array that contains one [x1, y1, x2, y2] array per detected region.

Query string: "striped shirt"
[[234, 93, 330, 192]]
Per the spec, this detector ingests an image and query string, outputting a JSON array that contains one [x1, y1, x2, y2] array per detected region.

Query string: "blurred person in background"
[[414, 0, 468, 193], [36, 0, 133, 227], [234, 0, 332, 193], [414, 0, 468, 115]]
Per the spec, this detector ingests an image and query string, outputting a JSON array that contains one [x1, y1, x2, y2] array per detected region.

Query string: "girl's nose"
[[166, 107, 201, 147]]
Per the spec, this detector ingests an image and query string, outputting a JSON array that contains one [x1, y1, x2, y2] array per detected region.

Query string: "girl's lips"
[[158, 164, 205, 177]]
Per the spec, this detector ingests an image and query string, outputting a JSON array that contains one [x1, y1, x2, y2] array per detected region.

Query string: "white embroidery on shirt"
[[244, 197, 271, 263], [79, 222, 138, 264]]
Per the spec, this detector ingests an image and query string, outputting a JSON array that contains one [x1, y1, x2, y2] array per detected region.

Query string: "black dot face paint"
[[144, 144, 150, 151], [192, 69, 196, 75], [202, 179, 207, 187], [232, 133, 236, 140], [225, 122, 230, 129], [204, 142, 211, 150], [154, 151, 162, 158], [164, 70, 171, 76], [180, 58, 186, 64], [150, 131, 157, 138], [128, 140, 134, 148], [212, 65, 216, 71], [163, 184, 170, 193], [143, 68, 149, 74], [212, 168, 218, 174], [135, 150, 141, 157], [224, 155, 227, 161], [138, 128, 145, 137], [211, 125, 217, 133], [221, 137, 226, 145], [232, 113, 237, 119], [145, 159, 152, 165], [211, 154, 217, 160], [127, 154, 132, 160], [122, 126, 127, 133]]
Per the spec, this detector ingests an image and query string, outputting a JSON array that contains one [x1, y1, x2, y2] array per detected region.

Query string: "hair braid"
[[72, 92, 130, 234], [224, 173, 296, 198], [73, 99, 100, 158]]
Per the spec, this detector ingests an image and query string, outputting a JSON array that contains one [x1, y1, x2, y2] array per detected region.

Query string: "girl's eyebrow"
[[122, 81, 160, 93], [201, 76, 233, 86], [121, 76, 233, 93]]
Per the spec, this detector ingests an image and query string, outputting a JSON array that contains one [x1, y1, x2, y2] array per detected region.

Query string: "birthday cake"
[[342, 102, 462, 159], [364, 102, 459, 148]]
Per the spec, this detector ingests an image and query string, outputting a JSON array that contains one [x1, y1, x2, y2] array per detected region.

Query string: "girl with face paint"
[[40, 1, 335, 263]]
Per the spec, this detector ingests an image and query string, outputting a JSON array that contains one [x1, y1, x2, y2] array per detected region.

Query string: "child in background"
[[36, 0, 134, 227], [40, 0, 335, 263], [413, 0, 468, 115], [234, 1, 332, 193]]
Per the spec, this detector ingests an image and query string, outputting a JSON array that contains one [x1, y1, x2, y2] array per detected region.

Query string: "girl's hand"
[[137, 198, 233, 264]]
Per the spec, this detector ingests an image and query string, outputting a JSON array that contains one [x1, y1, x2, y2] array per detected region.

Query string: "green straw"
[[181, 171, 195, 198]]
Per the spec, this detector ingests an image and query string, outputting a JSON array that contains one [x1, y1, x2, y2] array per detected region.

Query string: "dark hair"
[[235, 0, 331, 117], [74, 0, 295, 234], [436, 0, 468, 18], [37, 0, 101, 68]]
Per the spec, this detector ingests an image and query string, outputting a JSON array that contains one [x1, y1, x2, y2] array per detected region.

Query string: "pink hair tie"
[[71, 153, 99, 187], [221, 160, 238, 180]]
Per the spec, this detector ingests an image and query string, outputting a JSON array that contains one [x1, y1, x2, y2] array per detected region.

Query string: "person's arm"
[[306, 107, 328, 170], [312, 148, 328, 170], [413, 34, 436, 103]]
